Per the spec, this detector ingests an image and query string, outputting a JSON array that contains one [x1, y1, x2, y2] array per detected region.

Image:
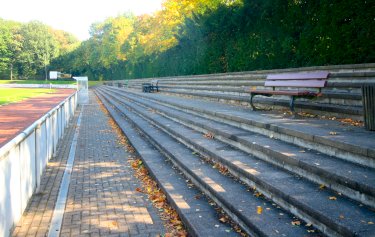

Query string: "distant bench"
[[142, 80, 159, 93], [250, 71, 329, 111]]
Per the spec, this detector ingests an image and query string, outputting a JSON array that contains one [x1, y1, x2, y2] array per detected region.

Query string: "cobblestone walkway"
[[12, 91, 165, 237]]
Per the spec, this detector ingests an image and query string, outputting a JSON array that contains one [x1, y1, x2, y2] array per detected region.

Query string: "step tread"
[[100, 88, 375, 237], [121, 88, 375, 160], [112, 88, 375, 198], [98, 89, 319, 237], [97, 92, 238, 237]]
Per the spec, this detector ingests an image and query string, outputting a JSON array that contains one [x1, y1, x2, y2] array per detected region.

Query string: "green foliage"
[[0, 18, 79, 80], [53, 0, 375, 80]]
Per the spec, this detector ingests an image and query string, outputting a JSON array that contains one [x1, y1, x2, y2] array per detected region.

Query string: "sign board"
[[49, 71, 58, 80]]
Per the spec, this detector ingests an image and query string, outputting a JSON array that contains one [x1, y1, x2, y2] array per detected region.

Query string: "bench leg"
[[250, 93, 256, 110], [289, 96, 295, 112]]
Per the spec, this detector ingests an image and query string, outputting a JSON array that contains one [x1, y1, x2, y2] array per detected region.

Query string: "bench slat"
[[267, 71, 329, 80], [250, 90, 320, 96], [265, 80, 326, 88]]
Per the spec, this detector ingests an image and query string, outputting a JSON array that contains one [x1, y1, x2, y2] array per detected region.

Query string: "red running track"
[[0, 89, 76, 148]]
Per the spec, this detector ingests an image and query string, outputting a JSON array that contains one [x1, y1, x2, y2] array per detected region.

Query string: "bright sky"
[[0, 0, 164, 40]]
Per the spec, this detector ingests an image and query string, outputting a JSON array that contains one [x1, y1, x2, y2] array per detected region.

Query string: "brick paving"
[[12, 91, 166, 237], [12, 106, 81, 237]]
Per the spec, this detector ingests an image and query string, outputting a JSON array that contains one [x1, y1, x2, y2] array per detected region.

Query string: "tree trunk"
[[10, 63, 13, 80], [45, 64, 48, 81]]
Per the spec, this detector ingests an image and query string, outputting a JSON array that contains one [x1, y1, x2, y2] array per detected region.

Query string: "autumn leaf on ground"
[[203, 132, 214, 139], [109, 221, 118, 229], [291, 220, 301, 226], [135, 187, 143, 193], [219, 217, 228, 223], [329, 196, 337, 200], [329, 131, 338, 135], [257, 206, 263, 214], [319, 184, 326, 190]]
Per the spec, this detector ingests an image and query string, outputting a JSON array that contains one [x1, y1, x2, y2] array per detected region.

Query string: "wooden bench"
[[250, 71, 329, 111], [142, 80, 159, 93]]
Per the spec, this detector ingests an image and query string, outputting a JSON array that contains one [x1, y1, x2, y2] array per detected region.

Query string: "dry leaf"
[[368, 222, 374, 225], [109, 221, 118, 228], [203, 132, 214, 139], [329, 196, 337, 200], [257, 206, 263, 214], [291, 220, 301, 226], [319, 184, 326, 190], [329, 131, 338, 135], [219, 217, 228, 223]]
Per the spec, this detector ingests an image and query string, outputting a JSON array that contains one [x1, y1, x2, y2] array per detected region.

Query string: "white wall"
[[0, 91, 77, 237]]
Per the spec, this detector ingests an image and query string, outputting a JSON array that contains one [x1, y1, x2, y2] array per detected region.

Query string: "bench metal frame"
[[250, 72, 329, 111], [142, 80, 159, 93]]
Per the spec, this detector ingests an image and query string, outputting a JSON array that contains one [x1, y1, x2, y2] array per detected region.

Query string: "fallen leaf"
[[339, 215, 345, 219], [291, 220, 301, 226], [203, 132, 214, 139], [109, 221, 118, 228], [368, 222, 374, 225], [319, 184, 326, 190], [135, 187, 143, 193], [219, 217, 227, 223], [329, 131, 338, 135], [257, 206, 263, 214], [329, 196, 337, 200]]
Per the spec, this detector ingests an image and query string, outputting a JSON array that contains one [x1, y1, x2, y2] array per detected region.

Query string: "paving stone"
[[13, 91, 166, 237]]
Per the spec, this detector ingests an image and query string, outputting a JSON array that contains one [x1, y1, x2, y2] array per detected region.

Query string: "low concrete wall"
[[0, 91, 78, 237]]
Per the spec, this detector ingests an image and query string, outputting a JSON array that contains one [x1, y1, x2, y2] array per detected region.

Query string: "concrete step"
[[104, 87, 375, 208], [110, 87, 375, 169], [96, 88, 321, 237], [95, 91, 238, 237], [158, 89, 363, 116], [98, 87, 375, 237]]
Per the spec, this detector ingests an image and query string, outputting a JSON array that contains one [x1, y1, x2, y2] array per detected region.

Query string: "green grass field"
[[0, 88, 55, 105]]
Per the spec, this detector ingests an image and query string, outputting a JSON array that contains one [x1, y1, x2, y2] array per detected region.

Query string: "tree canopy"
[[1, 0, 374, 80], [0, 19, 79, 80]]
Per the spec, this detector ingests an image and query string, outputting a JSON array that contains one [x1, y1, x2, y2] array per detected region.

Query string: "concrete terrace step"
[[98, 87, 375, 237], [110, 87, 375, 169], [96, 91, 238, 237], [96, 88, 321, 237], [157, 89, 363, 116], [102, 87, 375, 208]]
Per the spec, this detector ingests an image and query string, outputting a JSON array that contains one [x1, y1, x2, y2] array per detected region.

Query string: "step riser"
[[123, 90, 374, 169], [109, 89, 374, 207], [101, 90, 354, 237]]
